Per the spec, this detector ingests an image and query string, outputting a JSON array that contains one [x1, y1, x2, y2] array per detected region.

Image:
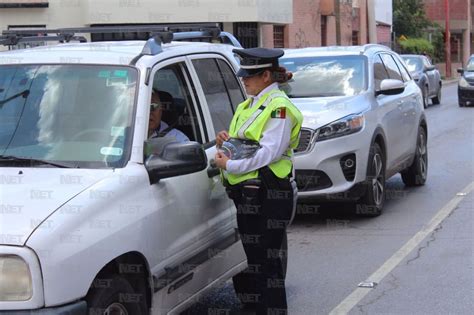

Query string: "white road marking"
[[329, 181, 474, 315]]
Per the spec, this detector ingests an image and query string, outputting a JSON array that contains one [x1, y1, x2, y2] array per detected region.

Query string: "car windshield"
[[0, 65, 137, 168], [466, 58, 474, 71], [402, 56, 423, 72], [280, 55, 367, 98]]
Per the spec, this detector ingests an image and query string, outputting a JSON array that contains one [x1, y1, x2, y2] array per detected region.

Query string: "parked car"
[[0, 26, 249, 315], [280, 44, 428, 216], [457, 54, 474, 107], [401, 54, 442, 108]]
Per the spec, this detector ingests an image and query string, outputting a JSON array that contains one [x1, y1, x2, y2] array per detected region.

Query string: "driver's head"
[[148, 90, 163, 136]]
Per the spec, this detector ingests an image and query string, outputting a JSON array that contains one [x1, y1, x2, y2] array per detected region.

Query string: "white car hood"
[[0, 168, 113, 246], [291, 95, 369, 129]]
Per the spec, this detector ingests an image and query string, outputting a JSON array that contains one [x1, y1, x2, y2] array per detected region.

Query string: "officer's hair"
[[268, 66, 293, 84]]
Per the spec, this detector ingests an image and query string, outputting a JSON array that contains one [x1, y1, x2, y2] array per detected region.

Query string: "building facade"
[[423, 0, 473, 67], [0, 0, 391, 50]]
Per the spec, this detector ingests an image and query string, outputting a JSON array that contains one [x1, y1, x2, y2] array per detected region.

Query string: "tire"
[[86, 275, 147, 315], [432, 84, 441, 105], [422, 85, 429, 108], [357, 142, 385, 217], [401, 127, 428, 186]]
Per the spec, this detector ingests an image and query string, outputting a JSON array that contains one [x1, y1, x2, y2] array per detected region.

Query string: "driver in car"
[[148, 89, 189, 142]]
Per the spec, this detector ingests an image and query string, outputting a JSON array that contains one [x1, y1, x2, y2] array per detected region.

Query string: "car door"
[[146, 58, 240, 311], [373, 54, 405, 170]]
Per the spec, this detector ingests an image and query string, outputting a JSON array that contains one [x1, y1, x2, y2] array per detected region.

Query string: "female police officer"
[[214, 48, 303, 315]]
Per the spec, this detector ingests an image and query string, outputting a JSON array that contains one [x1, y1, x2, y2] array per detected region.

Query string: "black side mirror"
[[457, 68, 464, 74], [144, 138, 207, 184]]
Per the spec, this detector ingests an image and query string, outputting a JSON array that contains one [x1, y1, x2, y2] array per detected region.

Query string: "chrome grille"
[[295, 128, 314, 153]]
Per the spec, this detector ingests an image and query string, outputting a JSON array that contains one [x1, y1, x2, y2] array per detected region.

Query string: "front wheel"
[[86, 275, 147, 315], [401, 127, 428, 186], [357, 143, 385, 217]]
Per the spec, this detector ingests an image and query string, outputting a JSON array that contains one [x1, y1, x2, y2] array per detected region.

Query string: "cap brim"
[[236, 68, 266, 78]]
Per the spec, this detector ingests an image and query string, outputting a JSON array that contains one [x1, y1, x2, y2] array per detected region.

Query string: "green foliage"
[[393, 0, 431, 38], [399, 38, 434, 55]]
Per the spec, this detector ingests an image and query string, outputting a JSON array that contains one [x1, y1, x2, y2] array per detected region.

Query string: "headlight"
[[0, 255, 33, 301], [316, 114, 365, 142], [459, 77, 469, 88]]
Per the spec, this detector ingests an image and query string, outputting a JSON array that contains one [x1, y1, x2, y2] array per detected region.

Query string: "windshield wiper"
[[0, 155, 78, 168], [0, 89, 30, 108]]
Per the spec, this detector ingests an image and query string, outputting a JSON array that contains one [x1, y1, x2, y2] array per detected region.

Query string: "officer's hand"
[[216, 130, 230, 148], [214, 152, 229, 170]]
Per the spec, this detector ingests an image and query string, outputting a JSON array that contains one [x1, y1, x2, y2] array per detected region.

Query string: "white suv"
[[0, 26, 247, 314], [280, 45, 428, 216]]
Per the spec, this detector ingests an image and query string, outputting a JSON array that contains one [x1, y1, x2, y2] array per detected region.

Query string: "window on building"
[[273, 25, 285, 48], [352, 31, 359, 45], [321, 16, 327, 46], [234, 22, 258, 48]]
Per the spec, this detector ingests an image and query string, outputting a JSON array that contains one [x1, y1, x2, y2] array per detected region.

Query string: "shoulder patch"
[[271, 107, 286, 119]]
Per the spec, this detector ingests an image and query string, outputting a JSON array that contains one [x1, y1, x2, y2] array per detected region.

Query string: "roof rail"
[[0, 23, 242, 50]]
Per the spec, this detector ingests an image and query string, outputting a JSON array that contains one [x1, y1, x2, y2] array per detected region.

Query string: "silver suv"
[[280, 44, 428, 216]]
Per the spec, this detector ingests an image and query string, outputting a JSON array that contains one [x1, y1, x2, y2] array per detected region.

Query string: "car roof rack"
[[0, 24, 242, 62]]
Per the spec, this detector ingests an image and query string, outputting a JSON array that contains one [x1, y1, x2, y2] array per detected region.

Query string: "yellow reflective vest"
[[225, 89, 303, 185]]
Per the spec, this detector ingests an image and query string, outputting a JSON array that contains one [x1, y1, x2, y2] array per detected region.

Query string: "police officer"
[[214, 48, 303, 315]]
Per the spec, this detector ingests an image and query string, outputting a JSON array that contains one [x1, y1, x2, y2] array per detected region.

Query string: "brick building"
[[423, 0, 472, 68], [0, 0, 391, 50]]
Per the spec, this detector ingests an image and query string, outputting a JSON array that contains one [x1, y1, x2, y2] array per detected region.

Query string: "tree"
[[393, 0, 431, 38]]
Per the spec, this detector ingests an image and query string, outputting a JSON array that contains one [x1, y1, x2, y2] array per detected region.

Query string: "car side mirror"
[[425, 65, 435, 71], [457, 68, 464, 74], [375, 79, 405, 96], [144, 138, 207, 184]]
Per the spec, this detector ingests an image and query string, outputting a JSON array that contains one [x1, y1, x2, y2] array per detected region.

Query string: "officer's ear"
[[262, 70, 273, 84]]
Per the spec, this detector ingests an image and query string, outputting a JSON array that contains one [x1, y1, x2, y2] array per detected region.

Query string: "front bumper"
[[0, 301, 86, 315], [458, 85, 474, 105], [294, 126, 371, 200]]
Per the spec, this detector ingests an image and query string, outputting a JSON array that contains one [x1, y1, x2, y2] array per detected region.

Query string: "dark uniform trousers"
[[228, 167, 293, 315]]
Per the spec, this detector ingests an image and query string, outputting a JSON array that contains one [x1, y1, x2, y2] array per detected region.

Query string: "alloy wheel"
[[372, 153, 384, 206], [418, 132, 428, 181]]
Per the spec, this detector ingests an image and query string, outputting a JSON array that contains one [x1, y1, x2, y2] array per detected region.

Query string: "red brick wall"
[[423, 0, 468, 21], [287, 0, 322, 48], [377, 24, 392, 46]]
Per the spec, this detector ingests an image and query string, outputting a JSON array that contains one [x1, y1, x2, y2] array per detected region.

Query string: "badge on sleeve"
[[271, 107, 286, 119]]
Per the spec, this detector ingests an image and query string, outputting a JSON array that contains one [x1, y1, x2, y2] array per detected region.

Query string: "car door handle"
[[207, 159, 220, 178]]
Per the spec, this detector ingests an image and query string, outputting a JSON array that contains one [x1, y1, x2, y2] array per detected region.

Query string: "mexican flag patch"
[[271, 107, 286, 119]]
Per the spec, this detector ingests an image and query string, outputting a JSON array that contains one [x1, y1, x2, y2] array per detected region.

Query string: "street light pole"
[[445, 0, 451, 78]]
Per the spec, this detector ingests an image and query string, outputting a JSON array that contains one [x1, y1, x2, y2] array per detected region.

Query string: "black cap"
[[233, 48, 284, 78]]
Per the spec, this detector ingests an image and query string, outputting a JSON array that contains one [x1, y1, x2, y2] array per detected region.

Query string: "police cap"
[[233, 47, 284, 78]]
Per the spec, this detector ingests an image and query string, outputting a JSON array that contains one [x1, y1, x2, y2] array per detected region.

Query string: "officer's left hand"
[[214, 152, 229, 170]]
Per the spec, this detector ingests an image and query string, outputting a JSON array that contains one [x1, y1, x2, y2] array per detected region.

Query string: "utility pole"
[[445, 0, 451, 77], [335, 0, 341, 45]]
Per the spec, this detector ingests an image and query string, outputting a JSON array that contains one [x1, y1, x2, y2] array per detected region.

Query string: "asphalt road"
[[182, 82, 473, 315]]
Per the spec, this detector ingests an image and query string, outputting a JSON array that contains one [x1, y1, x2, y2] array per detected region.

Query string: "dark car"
[[457, 55, 474, 107], [402, 54, 442, 108]]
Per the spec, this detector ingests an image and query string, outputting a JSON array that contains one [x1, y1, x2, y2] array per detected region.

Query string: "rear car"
[[457, 55, 474, 107], [401, 54, 442, 108], [281, 45, 428, 216]]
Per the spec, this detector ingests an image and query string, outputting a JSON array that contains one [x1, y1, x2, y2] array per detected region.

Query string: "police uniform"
[[222, 48, 303, 315]]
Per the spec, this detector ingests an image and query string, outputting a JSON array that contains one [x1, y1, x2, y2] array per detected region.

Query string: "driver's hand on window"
[[216, 130, 230, 148]]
